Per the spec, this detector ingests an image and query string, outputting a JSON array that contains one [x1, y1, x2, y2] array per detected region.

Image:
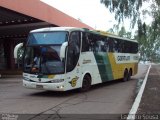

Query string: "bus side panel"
[[107, 53, 139, 80], [93, 52, 114, 82], [64, 69, 82, 91], [80, 52, 102, 85], [107, 53, 121, 80], [63, 52, 107, 91]]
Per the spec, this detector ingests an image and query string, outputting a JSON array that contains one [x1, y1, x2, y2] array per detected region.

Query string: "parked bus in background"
[[14, 27, 139, 91]]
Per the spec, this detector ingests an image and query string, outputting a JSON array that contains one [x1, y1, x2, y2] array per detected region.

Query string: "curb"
[[127, 65, 151, 120]]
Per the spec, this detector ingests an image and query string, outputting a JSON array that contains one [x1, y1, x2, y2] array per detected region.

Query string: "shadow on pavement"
[[29, 79, 130, 98]]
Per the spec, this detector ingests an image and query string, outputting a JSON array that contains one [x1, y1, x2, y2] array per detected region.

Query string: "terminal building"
[[0, 0, 93, 73]]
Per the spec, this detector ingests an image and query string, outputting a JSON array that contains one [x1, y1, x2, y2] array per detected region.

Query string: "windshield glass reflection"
[[24, 46, 64, 74]]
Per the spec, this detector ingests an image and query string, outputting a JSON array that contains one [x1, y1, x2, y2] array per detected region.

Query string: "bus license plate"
[[36, 85, 43, 89]]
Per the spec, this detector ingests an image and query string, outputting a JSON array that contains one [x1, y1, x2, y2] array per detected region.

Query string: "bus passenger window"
[[102, 38, 109, 52], [113, 39, 117, 52], [108, 38, 114, 52], [82, 33, 90, 52]]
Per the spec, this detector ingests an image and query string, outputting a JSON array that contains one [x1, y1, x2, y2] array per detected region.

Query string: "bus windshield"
[[27, 31, 68, 45], [24, 31, 68, 74], [24, 46, 65, 74]]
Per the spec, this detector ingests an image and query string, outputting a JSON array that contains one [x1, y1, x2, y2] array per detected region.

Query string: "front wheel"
[[80, 74, 91, 92]]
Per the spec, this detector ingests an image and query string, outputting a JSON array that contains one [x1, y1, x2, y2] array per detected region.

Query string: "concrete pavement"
[[0, 64, 149, 120]]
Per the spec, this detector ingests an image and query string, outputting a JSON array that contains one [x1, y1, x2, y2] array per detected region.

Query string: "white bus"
[[15, 27, 139, 91]]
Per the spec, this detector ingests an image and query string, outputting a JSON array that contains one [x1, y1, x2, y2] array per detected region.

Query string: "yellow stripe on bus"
[[107, 53, 138, 80]]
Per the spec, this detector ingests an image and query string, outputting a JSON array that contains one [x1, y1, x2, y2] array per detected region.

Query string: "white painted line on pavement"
[[127, 65, 151, 120]]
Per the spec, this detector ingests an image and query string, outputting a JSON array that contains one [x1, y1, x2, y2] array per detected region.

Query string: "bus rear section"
[[80, 31, 139, 84]]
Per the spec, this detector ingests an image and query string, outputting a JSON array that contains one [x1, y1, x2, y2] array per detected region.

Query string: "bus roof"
[[30, 27, 85, 33], [30, 27, 137, 43], [91, 30, 137, 43]]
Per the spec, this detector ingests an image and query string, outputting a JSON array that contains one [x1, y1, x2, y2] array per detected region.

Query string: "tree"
[[107, 24, 119, 34], [100, 0, 145, 28], [134, 20, 160, 62], [101, 0, 160, 62], [107, 26, 132, 39], [118, 26, 131, 39], [101, 0, 160, 27]]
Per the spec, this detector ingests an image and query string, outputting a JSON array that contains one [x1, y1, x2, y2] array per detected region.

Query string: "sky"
[[40, 0, 152, 34], [40, 0, 118, 31]]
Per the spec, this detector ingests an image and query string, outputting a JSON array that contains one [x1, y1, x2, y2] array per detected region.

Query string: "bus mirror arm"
[[60, 42, 68, 60]]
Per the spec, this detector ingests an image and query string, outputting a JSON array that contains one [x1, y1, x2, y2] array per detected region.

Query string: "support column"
[[10, 41, 15, 69], [3, 39, 15, 69], [0, 39, 6, 70]]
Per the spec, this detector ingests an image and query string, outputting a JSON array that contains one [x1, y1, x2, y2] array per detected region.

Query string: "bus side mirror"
[[60, 42, 68, 60], [14, 43, 24, 63]]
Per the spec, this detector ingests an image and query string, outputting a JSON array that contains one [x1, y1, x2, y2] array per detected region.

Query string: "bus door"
[[66, 31, 81, 89]]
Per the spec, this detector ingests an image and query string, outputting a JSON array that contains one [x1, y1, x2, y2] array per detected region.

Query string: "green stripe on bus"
[[94, 52, 113, 82]]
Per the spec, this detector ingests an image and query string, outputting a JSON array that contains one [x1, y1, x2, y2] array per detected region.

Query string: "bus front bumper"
[[23, 80, 65, 91]]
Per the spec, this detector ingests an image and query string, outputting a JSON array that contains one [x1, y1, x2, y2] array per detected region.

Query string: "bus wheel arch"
[[80, 73, 92, 92]]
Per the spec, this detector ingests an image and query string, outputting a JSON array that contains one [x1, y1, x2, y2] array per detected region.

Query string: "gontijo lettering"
[[117, 56, 130, 61]]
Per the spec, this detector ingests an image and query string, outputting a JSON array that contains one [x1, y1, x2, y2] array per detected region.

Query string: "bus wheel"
[[123, 69, 128, 82], [80, 74, 91, 92], [127, 70, 132, 81]]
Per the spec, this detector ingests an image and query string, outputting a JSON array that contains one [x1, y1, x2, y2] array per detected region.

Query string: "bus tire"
[[127, 69, 132, 81], [123, 69, 128, 82], [80, 74, 91, 92]]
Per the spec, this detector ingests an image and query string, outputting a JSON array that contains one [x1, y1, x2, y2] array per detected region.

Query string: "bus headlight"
[[50, 79, 64, 83]]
